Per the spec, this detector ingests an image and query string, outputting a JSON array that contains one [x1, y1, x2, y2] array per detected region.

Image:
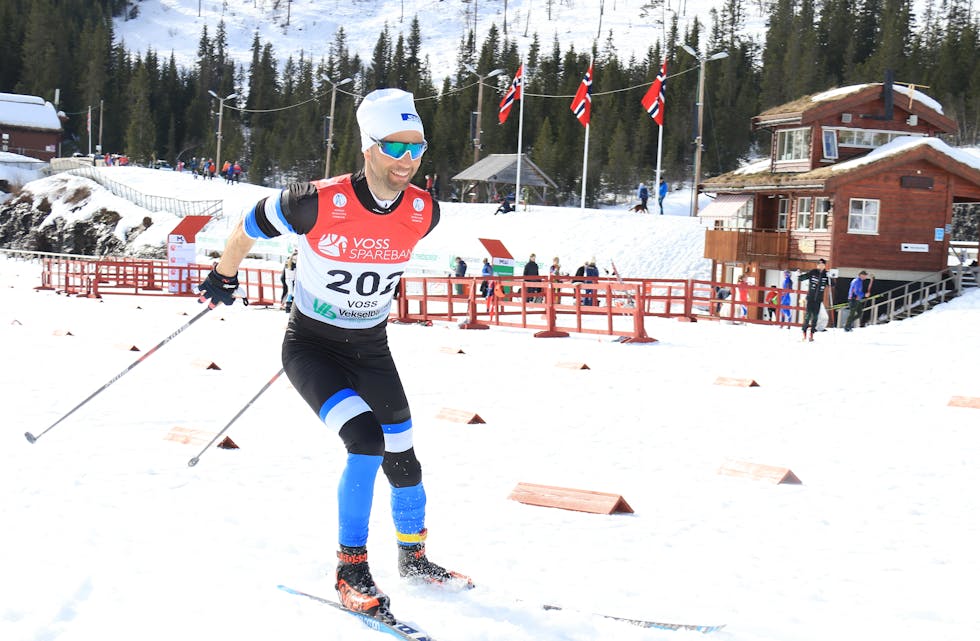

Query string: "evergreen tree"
[[124, 60, 156, 164]]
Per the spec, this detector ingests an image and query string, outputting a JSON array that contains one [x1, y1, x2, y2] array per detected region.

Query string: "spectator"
[[523, 253, 541, 302], [453, 256, 467, 296], [801, 259, 831, 342], [734, 275, 750, 320], [780, 270, 794, 326], [431, 173, 440, 200], [637, 182, 649, 211], [549, 256, 562, 277], [281, 249, 298, 312], [658, 178, 668, 215], [584, 259, 600, 306], [479, 257, 492, 298], [844, 270, 870, 332], [765, 284, 779, 321]]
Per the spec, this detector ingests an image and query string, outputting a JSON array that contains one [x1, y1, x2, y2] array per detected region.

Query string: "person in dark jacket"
[[523, 253, 540, 302], [801, 259, 831, 341]]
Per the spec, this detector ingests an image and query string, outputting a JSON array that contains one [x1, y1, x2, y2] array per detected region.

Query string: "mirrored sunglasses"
[[372, 137, 428, 161]]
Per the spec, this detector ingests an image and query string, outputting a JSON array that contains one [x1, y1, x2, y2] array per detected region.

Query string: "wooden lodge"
[[697, 74, 980, 303]]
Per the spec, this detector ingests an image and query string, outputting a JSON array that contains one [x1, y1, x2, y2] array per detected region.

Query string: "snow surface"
[[2, 164, 980, 641]]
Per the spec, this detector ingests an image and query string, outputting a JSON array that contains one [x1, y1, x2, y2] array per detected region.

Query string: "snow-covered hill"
[[115, 0, 772, 80]]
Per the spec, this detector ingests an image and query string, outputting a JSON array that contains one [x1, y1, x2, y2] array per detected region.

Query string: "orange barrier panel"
[[718, 459, 802, 484], [508, 482, 634, 514], [948, 396, 980, 409]]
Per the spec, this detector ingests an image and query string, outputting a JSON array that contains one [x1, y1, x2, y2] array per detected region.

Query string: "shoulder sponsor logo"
[[413, 197, 424, 212], [333, 193, 348, 207], [317, 234, 348, 257]]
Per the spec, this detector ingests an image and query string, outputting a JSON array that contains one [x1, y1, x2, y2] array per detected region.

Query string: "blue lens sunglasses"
[[371, 137, 428, 161]]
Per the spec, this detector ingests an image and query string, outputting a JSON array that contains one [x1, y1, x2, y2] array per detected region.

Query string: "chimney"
[[883, 69, 894, 120]]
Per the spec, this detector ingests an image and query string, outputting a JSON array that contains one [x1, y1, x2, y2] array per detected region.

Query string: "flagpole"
[[579, 55, 593, 210], [580, 123, 589, 209], [654, 58, 665, 190], [515, 55, 525, 211]]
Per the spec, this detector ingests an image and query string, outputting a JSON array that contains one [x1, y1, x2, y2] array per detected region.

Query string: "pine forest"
[[1, 0, 978, 206]]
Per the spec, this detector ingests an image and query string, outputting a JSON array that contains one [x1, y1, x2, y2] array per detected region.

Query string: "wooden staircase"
[[842, 265, 977, 327]]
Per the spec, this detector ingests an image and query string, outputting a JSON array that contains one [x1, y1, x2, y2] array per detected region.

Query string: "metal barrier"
[[62, 166, 223, 219]]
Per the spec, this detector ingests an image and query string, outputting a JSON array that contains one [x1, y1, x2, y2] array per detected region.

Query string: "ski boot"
[[335, 545, 395, 624], [397, 530, 474, 589]]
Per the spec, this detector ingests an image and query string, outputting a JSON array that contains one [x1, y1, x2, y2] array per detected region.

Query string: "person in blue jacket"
[[844, 271, 869, 331], [657, 178, 668, 215], [780, 269, 794, 326]]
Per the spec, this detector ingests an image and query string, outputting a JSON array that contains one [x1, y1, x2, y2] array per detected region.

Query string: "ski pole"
[[25, 306, 213, 444], [187, 367, 285, 467]]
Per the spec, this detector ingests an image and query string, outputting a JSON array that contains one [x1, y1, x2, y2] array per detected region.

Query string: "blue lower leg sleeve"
[[391, 483, 426, 545], [337, 453, 383, 547]]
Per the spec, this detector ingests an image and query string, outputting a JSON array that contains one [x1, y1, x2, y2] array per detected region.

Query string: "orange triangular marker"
[[508, 482, 634, 514], [556, 362, 590, 370], [718, 459, 802, 484], [440, 346, 465, 354], [192, 359, 222, 370], [714, 376, 759, 387]]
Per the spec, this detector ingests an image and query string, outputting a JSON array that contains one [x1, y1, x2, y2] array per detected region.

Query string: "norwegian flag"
[[570, 63, 593, 127], [498, 64, 524, 124], [641, 60, 668, 126]]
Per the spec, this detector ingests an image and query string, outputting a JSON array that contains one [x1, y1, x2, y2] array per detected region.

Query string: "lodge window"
[[821, 129, 838, 159], [813, 197, 831, 231], [776, 128, 811, 161], [796, 197, 812, 229], [777, 198, 789, 230], [837, 129, 923, 148], [848, 198, 879, 234]]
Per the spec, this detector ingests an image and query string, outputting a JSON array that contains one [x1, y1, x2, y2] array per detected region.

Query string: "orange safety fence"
[[37, 257, 806, 338], [36, 256, 285, 307]]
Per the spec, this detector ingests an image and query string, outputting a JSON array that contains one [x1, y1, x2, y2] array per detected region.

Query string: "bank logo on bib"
[[333, 193, 348, 207], [317, 234, 348, 257], [413, 197, 424, 212]]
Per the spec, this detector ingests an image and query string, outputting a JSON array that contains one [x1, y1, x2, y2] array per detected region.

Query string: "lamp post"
[[324, 77, 353, 178], [680, 45, 727, 217], [208, 90, 238, 176], [463, 63, 504, 165]]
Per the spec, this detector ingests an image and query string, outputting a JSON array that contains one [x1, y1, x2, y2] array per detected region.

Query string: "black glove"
[[196, 268, 244, 308]]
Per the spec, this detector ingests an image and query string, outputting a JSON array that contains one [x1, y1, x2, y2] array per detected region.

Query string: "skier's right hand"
[[196, 268, 243, 308]]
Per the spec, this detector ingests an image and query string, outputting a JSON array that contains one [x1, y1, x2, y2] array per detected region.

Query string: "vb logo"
[[317, 234, 348, 257]]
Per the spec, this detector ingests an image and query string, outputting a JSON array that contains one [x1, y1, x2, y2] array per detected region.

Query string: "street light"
[[463, 63, 504, 165], [324, 77, 353, 178], [208, 90, 238, 176], [680, 45, 727, 217]]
